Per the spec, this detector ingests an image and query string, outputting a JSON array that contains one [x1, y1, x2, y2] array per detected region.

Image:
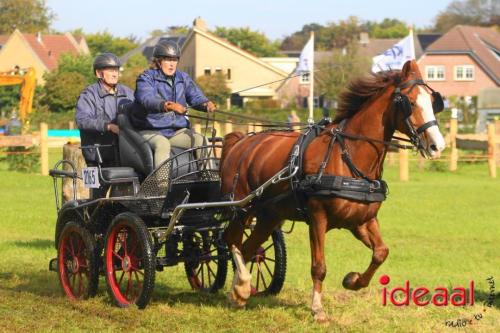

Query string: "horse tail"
[[221, 131, 245, 168]]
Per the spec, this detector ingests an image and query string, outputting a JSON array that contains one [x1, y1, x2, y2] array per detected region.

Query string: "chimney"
[[193, 17, 207, 31], [36, 31, 42, 43], [359, 32, 369, 46]]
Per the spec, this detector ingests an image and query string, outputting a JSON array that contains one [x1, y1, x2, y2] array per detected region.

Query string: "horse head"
[[392, 60, 446, 159]]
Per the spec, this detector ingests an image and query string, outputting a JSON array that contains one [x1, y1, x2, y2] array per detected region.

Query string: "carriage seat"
[[117, 102, 199, 181]]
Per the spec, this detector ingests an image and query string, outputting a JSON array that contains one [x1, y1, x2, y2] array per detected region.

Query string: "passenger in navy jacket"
[[75, 53, 134, 166], [133, 40, 216, 168]]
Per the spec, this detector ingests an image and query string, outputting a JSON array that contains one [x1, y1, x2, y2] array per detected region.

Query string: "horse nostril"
[[430, 144, 438, 151]]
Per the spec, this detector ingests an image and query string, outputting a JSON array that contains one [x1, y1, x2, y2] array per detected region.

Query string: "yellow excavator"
[[0, 67, 36, 121]]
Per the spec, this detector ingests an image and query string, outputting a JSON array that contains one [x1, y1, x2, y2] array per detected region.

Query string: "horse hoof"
[[227, 292, 247, 309], [342, 272, 362, 290], [313, 310, 329, 324]]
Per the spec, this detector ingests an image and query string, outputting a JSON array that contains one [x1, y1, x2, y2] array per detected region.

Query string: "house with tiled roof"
[[122, 18, 291, 107], [417, 25, 500, 98], [0, 29, 90, 84]]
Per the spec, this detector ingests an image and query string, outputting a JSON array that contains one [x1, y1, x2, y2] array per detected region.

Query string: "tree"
[[214, 27, 280, 57], [149, 25, 189, 37], [315, 42, 371, 107], [41, 71, 87, 112], [434, 0, 499, 32], [85, 31, 138, 56], [280, 23, 324, 50], [0, 0, 54, 34], [57, 53, 94, 84], [362, 18, 409, 38], [120, 54, 149, 89], [195, 72, 231, 106]]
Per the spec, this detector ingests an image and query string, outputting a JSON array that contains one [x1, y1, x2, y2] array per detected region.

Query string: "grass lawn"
[[0, 151, 499, 332]]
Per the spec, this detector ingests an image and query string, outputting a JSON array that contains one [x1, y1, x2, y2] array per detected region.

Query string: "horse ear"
[[401, 60, 413, 79]]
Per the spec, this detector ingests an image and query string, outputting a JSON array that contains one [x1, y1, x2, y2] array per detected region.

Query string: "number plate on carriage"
[[82, 167, 100, 188]]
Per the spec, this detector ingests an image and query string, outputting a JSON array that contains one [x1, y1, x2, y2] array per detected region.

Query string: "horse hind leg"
[[343, 217, 389, 290]]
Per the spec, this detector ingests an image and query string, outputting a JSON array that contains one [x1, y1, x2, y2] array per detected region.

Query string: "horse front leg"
[[309, 208, 329, 323], [343, 217, 389, 290], [224, 214, 253, 308]]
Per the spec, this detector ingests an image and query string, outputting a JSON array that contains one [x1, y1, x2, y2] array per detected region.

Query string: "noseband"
[[393, 79, 443, 151]]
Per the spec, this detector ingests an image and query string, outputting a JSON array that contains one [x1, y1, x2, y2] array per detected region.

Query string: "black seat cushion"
[[101, 167, 138, 181]]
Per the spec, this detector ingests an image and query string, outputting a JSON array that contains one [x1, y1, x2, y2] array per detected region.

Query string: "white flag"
[[296, 36, 314, 74], [372, 34, 415, 72]]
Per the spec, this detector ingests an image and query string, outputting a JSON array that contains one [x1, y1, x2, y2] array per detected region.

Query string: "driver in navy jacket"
[[133, 40, 216, 168]]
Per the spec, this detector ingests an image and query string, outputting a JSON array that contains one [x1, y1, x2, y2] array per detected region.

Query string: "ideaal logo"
[[379, 275, 496, 328], [379, 275, 474, 306]]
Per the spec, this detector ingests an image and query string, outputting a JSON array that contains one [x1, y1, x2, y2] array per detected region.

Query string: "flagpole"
[[308, 31, 315, 123], [409, 25, 415, 59]]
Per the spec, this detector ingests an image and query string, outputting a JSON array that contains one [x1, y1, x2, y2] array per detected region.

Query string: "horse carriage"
[[49, 60, 446, 321], [48, 103, 287, 308]]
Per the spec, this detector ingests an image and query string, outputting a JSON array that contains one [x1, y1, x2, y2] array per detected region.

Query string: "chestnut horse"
[[220, 60, 445, 322]]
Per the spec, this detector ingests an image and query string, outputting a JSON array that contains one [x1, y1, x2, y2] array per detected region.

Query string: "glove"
[[206, 101, 217, 113], [165, 101, 187, 114]]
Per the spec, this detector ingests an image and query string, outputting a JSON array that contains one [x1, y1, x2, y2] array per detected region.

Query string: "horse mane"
[[334, 70, 402, 124]]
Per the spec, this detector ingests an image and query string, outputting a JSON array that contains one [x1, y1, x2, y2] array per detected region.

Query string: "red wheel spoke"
[[263, 243, 274, 253], [69, 237, 76, 256], [125, 271, 132, 299], [113, 251, 123, 260], [262, 260, 274, 277], [255, 262, 260, 291], [258, 264, 268, 290], [206, 262, 216, 281], [118, 271, 125, 286], [249, 260, 255, 275], [76, 238, 84, 255], [122, 230, 129, 256], [78, 272, 84, 295]]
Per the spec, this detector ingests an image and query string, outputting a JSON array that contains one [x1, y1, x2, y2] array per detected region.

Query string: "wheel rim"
[[245, 230, 277, 295], [187, 232, 220, 290], [59, 228, 91, 299], [106, 223, 145, 305]]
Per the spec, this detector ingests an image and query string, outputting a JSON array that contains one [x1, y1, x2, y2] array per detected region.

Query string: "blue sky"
[[46, 0, 452, 41]]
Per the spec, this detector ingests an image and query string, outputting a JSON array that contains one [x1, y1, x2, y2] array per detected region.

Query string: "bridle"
[[393, 78, 444, 154]]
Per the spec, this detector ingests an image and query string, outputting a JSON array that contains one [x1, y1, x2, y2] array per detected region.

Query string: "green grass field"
[[0, 152, 499, 332]]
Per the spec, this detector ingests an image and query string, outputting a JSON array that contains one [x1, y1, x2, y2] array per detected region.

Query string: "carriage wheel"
[[57, 221, 99, 300], [104, 212, 155, 309], [241, 228, 287, 296], [184, 230, 228, 292]]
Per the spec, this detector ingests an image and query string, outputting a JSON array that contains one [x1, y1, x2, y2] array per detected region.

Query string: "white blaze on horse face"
[[416, 86, 446, 159]]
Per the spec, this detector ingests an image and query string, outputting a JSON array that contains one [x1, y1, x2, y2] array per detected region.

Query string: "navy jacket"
[[133, 69, 208, 137], [75, 82, 134, 164]]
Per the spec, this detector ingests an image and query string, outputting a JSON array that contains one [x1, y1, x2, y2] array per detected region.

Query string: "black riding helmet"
[[93, 53, 121, 72], [153, 40, 181, 59]]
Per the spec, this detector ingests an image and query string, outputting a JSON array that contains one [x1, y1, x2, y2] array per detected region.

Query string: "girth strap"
[[300, 175, 388, 202]]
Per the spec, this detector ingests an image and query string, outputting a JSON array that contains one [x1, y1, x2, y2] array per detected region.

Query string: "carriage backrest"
[[117, 102, 155, 177]]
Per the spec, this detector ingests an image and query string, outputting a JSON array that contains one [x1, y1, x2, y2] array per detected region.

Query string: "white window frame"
[[425, 65, 445, 81], [300, 72, 310, 84], [454, 65, 475, 81]]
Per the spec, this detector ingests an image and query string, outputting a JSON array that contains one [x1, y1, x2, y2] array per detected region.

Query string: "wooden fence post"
[[399, 146, 409, 181], [193, 123, 202, 134], [68, 121, 75, 130], [254, 122, 262, 132], [487, 123, 497, 178], [449, 118, 458, 172], [247, 123, 254, 133], [224, 122, 233, 136], [40, 122, 48, 176], [214, 121, 221, 137]]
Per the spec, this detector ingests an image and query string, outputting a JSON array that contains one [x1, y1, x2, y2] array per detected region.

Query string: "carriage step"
[[49, 258, 57, 272]]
